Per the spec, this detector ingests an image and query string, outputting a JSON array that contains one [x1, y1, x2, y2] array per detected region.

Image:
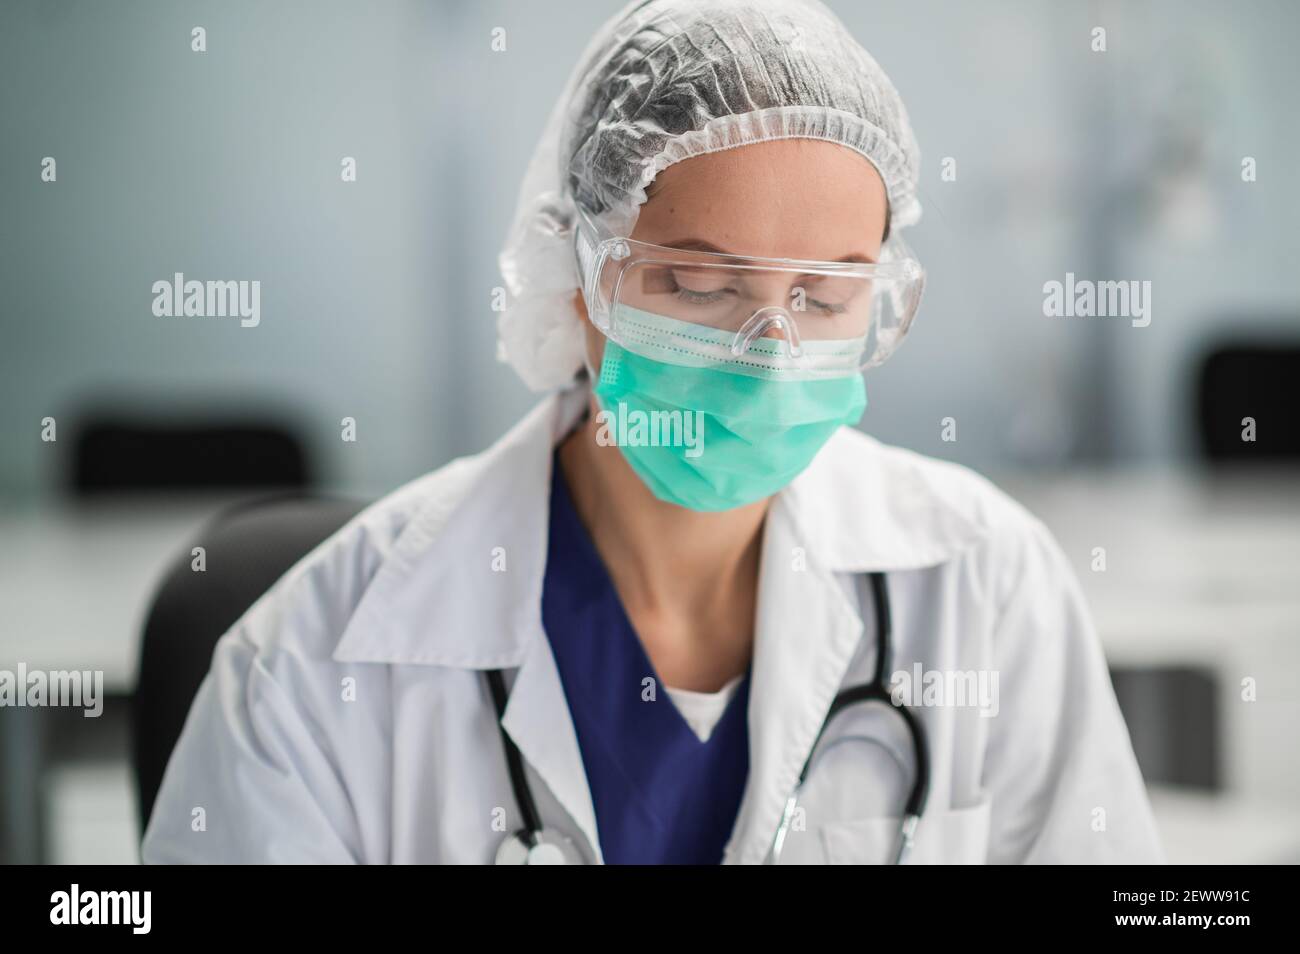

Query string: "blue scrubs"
[[542, 456, 752, 864]]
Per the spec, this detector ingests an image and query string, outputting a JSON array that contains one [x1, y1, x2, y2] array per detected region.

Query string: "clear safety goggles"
[[574, 211, 925, 376]]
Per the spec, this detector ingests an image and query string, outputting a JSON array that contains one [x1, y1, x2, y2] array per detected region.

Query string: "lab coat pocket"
[[819, 797, 992, 865]]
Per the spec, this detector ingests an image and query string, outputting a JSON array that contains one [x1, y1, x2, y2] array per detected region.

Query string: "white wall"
[[3, 0, 1297, 502]]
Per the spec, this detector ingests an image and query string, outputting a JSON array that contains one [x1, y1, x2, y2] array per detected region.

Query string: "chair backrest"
[[132, 494, 366, 833], [1109, 666, 1220, 790], [70, 417, 310, 494], [1197, 343, 1300, 460]]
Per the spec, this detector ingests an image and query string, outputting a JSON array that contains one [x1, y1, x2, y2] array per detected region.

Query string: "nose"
[[732, 307, 803, 358]]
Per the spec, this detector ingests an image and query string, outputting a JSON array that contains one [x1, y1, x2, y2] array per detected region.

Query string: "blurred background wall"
[[2, 0, 1298, 863], [4, 0, 1298, 498]]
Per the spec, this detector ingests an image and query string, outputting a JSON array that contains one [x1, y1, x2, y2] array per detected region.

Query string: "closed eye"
[[805, 297, 849, 315], [674, 285, 735, 305]]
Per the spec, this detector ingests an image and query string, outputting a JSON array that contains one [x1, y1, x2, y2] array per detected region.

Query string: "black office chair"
[[132, 494, 366, 834], [70, 416, 311, 495], [1197, 343, 1300, 461], [1109, 668, 1219, 789]]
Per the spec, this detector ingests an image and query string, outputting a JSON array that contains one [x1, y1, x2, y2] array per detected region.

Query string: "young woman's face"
[[579, 138, 890, 367]]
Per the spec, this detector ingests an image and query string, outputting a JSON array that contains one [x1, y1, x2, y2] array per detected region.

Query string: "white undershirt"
[[664, 673, 745, 743]]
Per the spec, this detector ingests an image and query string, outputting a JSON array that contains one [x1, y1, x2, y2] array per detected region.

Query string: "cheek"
[[582, 313, 606, 374], [572, 290, 605, 375]]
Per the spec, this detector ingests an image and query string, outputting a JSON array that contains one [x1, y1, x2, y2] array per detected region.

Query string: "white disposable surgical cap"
[[497, 0, 922, 391]]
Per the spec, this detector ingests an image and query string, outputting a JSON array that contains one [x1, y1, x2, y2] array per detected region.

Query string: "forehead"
[[631, 139, 888, 260]]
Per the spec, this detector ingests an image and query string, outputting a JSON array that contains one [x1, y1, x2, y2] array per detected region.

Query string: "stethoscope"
[[486, 571, 930, 865]]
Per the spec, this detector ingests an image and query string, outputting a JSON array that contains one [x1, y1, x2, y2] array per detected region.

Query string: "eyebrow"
[[657, 238, 876, 264]]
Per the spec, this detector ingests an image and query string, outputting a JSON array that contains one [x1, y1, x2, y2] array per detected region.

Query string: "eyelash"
[[673, 285, 846, 315], [673, 287, 732, 305], [808, 299, 848, 315]]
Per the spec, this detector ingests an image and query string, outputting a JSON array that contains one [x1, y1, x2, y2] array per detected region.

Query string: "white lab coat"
[[142, 387, 1164, 864]]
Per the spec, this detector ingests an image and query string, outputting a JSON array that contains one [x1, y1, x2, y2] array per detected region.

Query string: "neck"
[[557, 394, 767, 689]]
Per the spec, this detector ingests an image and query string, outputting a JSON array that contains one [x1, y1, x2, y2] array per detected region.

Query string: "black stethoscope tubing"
[[486, 668, 545, 848], [801, 572, 931, 822], [486, 570, 930, 859]]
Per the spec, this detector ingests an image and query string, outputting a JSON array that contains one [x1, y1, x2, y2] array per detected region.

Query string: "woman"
[[144, 0, 1163, 864]]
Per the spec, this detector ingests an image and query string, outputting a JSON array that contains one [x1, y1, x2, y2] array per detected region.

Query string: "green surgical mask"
[[591, 306, 868, 512]]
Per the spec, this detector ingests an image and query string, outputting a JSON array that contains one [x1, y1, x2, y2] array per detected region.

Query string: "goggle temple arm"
[[572, 215, 626, 332]]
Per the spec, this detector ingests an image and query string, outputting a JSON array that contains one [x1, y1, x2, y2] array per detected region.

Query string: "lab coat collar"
[[780, 416, 987, 573], [332, 386, 610, 859], [334, 387, 986, 669], [334, 386, 587, 669]]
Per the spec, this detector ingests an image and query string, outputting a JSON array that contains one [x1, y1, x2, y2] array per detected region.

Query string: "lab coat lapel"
[[722, 493, 865, 865], [334, 386, 605, 861], [477, 390, 604, 862], [499, 613, 606, 864]]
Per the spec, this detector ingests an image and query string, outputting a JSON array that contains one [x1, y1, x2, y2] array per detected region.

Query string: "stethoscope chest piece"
[[494, 827, 585, 865]]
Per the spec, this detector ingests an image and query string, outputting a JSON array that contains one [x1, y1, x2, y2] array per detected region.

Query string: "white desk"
[[0, 492, 271, 862], [999, 467, 1300, 805], [1148, 785, 1300, 864], [997, 467, 1300, 655], [0, 494, 254, 692]]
